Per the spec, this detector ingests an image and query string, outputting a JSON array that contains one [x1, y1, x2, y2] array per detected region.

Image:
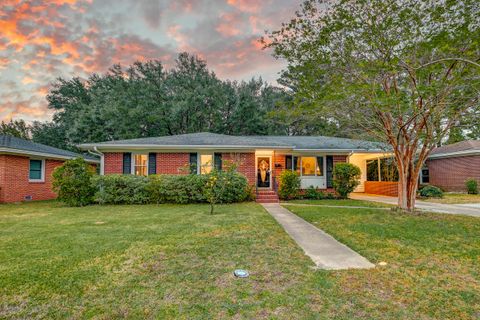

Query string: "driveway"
[[350, 193, 480, 217]]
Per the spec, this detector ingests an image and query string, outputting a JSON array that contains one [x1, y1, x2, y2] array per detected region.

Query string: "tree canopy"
[[31, 53, 291, 150], [267, 0, 480, 210]]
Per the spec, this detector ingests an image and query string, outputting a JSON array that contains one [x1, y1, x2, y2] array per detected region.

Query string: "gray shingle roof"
[[0, 135, 98, 162], [430, 140, 480, 157], [79, 132, 387, 151]]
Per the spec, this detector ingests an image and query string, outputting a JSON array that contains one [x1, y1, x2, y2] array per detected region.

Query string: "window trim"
[[131, 153, 149, 176], [29, 158, 45, 183]]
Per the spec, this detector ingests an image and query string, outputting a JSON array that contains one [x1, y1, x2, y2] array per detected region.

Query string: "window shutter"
[[285, 155, 293, 170], [214, 153, 222, 171], [148, 153, 157, 175], [189, 153, 198, 174], [123, 153, 132, 174], [316, 156, 324, 176], [326, 156, 334, 188]]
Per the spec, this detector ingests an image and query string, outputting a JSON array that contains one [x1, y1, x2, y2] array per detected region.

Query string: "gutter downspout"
[[88, 147, 104, 175]]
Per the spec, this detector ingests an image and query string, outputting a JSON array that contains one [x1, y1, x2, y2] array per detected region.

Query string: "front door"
[[256, 156, 271, 188]]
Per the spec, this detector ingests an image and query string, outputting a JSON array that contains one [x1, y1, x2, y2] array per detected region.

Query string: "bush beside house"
[[465, 179, 478, 194], [278, 170, 301, 200], [333, 163, 361, 199], [52, 158, 96, 207], [53, 159, 251, 206]]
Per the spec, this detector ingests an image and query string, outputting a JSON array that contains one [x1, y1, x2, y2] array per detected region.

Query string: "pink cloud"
[[226, 0, 264, 13]]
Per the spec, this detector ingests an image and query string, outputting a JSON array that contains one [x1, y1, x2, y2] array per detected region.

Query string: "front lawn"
[[285, 198, 393, 208], [421, 193, 480, 204], [1, 201, 479, 319], [284, 204, 480, 320]]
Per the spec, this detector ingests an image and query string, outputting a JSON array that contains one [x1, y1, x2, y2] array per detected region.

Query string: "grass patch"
[[1, 201, 479, 319], [286, 199, 393, 208], [421, 193, 480, 204], [284, 204, 480, 320]]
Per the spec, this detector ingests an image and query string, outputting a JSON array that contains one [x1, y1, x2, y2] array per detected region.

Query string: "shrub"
[[304, 186, 330, 200], [278, 170, 300, 200], [92, 174, 149, 204], [418, 185, 443, 198], [333, 163, 361, 199], [147, 174, 207, 204], [52, 158, 96, 207], [465, 179, 478, 194]]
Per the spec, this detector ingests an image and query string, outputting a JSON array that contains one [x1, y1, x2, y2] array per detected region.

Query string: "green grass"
[[284, 204, 480, 320], [286, 198, 393, 208], [421, 193, 480, 204], [1, 201, 479, 319]]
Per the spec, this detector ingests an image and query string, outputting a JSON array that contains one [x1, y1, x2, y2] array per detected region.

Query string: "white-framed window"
[[199, 154, 213, 174], [29, 159, 45, 182], [297, 156, 324, 177], [132, 154, 148, 176]]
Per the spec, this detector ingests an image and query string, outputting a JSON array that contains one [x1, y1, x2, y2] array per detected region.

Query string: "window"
[[421, 168, 429, 184], [200, 154, 213, 174], [29, 159, 44, 181], [301, 157, 317, 176], [298, 156, 324, 177], [133, 154, 147, 176]]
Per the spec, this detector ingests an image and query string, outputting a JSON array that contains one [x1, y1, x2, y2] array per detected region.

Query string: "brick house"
[[79, 132, 389, 202], [0, 135, 99, 203], [425, 140, 480, 192]]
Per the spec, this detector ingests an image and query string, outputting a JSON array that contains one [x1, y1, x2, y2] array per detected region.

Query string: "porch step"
[[256, 190, 279, 203]]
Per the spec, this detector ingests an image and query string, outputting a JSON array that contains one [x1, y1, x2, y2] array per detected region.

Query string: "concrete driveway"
[[350, 193, 480, 218]]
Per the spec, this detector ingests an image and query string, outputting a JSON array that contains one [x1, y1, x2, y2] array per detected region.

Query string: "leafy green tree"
[[267, 0, 480, 211], [0, 119, 30, 139]]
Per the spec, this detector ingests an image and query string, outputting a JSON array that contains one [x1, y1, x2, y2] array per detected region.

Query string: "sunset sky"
[[0, 0, 299, 122]]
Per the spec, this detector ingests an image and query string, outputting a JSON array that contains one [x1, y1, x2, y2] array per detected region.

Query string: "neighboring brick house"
[[0, 135, 99, 203], [425, 140, 480, 192], [79, 132, 389, 202]]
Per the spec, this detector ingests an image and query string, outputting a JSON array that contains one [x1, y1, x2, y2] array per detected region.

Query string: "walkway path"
[[261, 203, 375, 270], [350, 193, 480, 217]]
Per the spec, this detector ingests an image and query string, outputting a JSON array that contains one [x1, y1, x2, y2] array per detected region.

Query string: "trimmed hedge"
[[91, 171, 251, 205], [418, 185, 443, 198], [278, 170, 301, 200]]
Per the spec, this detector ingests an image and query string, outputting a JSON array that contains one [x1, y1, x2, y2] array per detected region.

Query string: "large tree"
[[36, 53, 290, 150], [267, 0, 480, 211], [0, 119, 30, 139]]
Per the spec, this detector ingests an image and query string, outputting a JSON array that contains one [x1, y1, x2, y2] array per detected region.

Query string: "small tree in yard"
[[204, 169, 226, 215], [267, 0, 480, 211], [52, 158, 96, 206], [333, 163, 361, 199]]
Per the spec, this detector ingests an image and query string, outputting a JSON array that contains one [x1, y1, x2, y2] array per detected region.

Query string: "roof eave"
[[428, 150, 480, 159], [0, 147, 100, 163]]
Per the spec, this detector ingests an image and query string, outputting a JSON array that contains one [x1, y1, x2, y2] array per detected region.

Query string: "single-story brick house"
[[425, 140, 480, 192], [0, 135, 99, 203], [79, 132, 390, 202]]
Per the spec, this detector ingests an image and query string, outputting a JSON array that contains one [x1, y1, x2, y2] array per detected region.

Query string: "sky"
[[0, 0, 300, 122]]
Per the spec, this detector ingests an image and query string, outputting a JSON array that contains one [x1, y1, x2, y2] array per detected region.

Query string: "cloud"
[[226, 0, 265, 13]]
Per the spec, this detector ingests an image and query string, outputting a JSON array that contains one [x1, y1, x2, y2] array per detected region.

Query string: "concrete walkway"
[[261, 203, 375, 270], [350, 193, 480, 217]]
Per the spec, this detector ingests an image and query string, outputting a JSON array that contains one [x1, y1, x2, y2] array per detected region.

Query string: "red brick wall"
[[427, 155, 480, 192], [333, 155, 347, 166], [156, 153, 190, 174], [222, 153, 255, 184], [0, 155, 65, 203], [104, 153, 123, 174], [364, 181, 399, 196], [273, 153, 286, 181]]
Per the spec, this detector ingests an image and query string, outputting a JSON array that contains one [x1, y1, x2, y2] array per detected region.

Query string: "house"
[[79, 132, 390, 201], [0, 135, 99, 203], [425, 140, 480, 192]]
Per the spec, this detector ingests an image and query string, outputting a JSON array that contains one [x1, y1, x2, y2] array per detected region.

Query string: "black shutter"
[[293, 156, 299, 172], [316, 156, 324, 176], [285, 155, 292, 170], [326, 156, 334, 188], [214, 153, 222, 171], [189, 153, 198, 174], [148, 153, 157, 175], [123, 153, 132, 174]]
